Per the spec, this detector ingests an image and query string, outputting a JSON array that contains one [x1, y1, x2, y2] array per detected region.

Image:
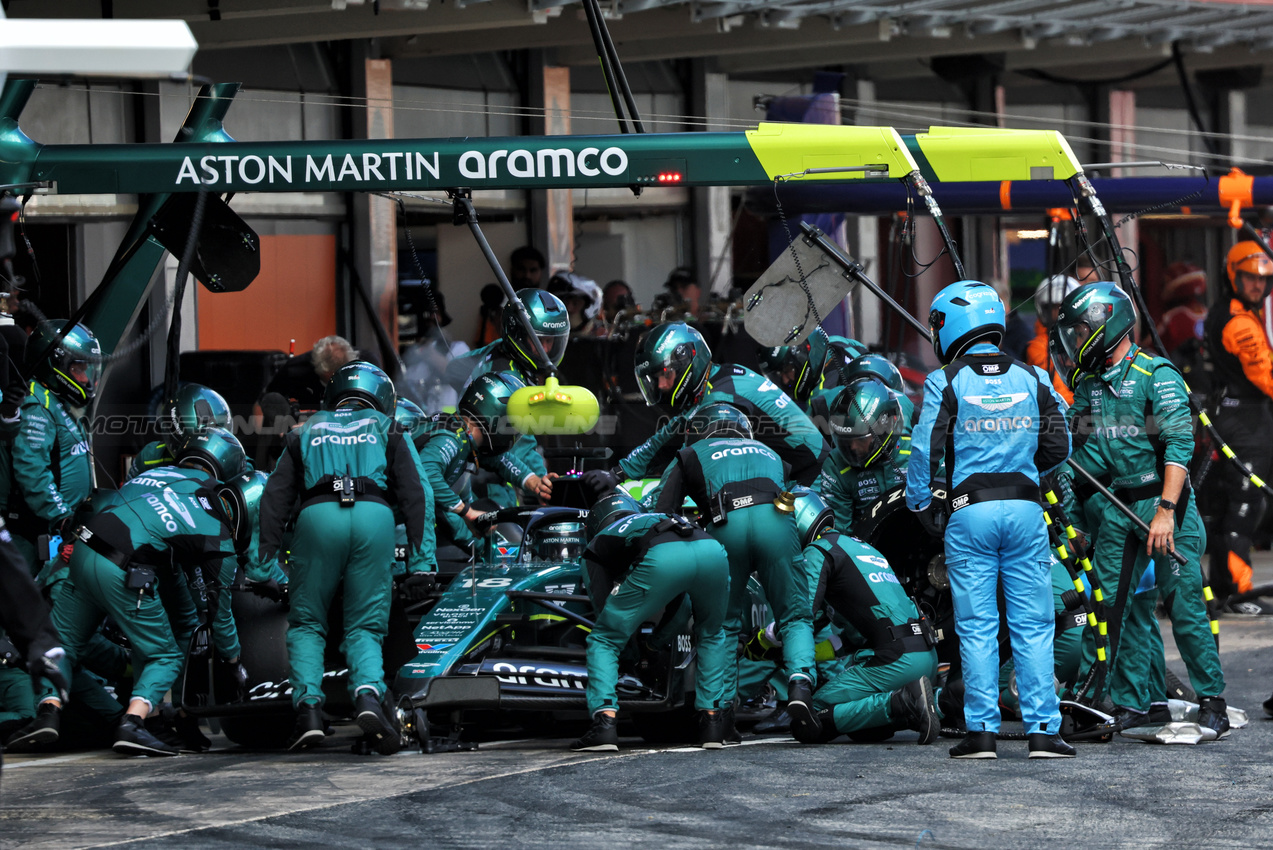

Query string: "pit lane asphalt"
[[4, 611, 1273, 848]]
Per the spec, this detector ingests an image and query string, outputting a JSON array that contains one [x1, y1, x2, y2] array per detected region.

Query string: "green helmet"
[[219, 469, 267, 553], [634, 322, 712, 410], [28, 320, 102, 406], [844, 354, 904, 393], [684, 402, 752, 445], [756, 331, 830, 404], [323, 360, 396, 414], [458, 370, 525, 456], [502, 289, 570, 375], [176, 426, 246, 482], [828, 380, 902, 469], [165, 383, 231, 449], [1053, 282, 1136, 377], [394, 398, 425, 435], [586, 490, 642, 541], [791, 486, 834, 548]]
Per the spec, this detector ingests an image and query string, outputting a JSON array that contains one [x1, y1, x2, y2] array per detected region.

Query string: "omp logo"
[[731, 495, 754, 509], [965, 416, 1033, 432], [962, 392, 1029, 412], [951, 494, 970, 509], [709, 446, 776, 461], [310, 433, 378, 446], [980, 364, 1001, 374]]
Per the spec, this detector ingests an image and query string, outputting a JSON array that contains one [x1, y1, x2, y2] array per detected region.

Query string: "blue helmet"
[[928, 280, 1005, 365]]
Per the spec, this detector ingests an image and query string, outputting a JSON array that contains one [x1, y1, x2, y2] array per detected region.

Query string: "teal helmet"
[[394, 398, 425, 435], [755, 345, 791, 384], [685, 402, 752, 445], [828, 380, 902, 469], [323, 360, 396, 414], [218, 469, 267, 553], [757, 331, 829, 404], [634, 322, 712, 410], [165, 383, 231, 449], [844, 354, 904, 393], [502, 289, 570, 375], [28, 320, 103, 406], [458, 370, 525, 456], [586, 490, 642, 541], [1053, 282, 1136, 377], [791, 486, 834, 548], [176, 426, 246, 482]]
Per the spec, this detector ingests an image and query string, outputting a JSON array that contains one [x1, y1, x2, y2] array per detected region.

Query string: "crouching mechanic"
[[652, 403, 817, 735], [1053, 282, 1227, 737], [259, 362, 433, 755], [571, 492, 732, 751], [126, 384, 235, 480], [38, 429, 260, 756], [908, 280, 1074, 760], [757, 489, 939, 745]]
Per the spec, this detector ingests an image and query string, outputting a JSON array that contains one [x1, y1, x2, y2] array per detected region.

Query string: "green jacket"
[[812, 447, 909, 533], [258, 407, 434, 572], [12, 381, 93, 533], [652, 436, 790, 516], [805, 532, 921, 637], [1066, 345, 1192, 494]]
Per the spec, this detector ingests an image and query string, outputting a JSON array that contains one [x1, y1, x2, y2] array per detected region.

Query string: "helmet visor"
[[636, 364, 679, 407], [1055, 320, 1096, 371], [66, 359, 102, 394], [1048, 332, 1077, 388], [538, 332, 568, 368]]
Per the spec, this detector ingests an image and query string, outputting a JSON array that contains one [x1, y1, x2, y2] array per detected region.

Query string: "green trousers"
[[286, 501, 395, 708], [813, 649, 938, 733], [1080, 498, 1224, 711], [710, 504, 814, 700], [50, 547, 182, 709], [586, 537, 731, 716]]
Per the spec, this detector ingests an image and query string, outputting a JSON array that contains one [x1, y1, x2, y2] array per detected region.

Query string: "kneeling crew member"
[[571, 492, 732, 752]]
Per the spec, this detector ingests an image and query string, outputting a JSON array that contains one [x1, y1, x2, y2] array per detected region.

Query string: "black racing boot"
[[114, 714, 180, 757], [699, 711, 726, 749], [1146, 703, 1173, 725], [174, 712, 212, 753], [949, 731, 997, 759], [354, 691, 402, 755], [1197, 696, 1231, 740], [4, 702, 61, 752], [752, 706, 792, 735], [786, 677, 816, 738], [570, 713, 619, 752], [1263, 692, 1273, 718], [1112, 706, 1151, 731], [1027, 732, 1076, 759], [792, 708, 838, 744], [722, 705, 742, 746], [937, 678, 965, 729], [889, 679, 940, 745], [287, 702, 325, 751]]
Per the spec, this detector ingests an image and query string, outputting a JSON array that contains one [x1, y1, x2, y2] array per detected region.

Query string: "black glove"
[[397, 571, 438, 601], [213, 657, 249, 702], [582, 468, 621, 497], [29, 648, 70, 705], [0, 382, 24, 421], [247, 578, 284, 602], [915, 503, 948, 539]]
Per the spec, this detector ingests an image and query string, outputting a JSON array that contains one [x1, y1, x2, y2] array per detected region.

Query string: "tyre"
[[219, 588, 295, 749]]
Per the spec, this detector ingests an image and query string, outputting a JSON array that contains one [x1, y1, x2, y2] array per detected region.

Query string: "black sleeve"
[[582, 531, 638, 612], [0, 529, 61, 659], [653, 458, 687, 515], [1032, 373, 1071, 474], [258, 432, 302, 562], [385, 430, 430, 556], [931, 378, 959, 488]]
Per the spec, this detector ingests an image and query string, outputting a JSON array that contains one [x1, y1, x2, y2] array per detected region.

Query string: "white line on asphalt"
[[3, 752, 101, 770]]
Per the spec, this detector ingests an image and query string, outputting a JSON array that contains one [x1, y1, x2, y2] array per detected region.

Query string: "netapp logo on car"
[[175, 145, 629, 187]]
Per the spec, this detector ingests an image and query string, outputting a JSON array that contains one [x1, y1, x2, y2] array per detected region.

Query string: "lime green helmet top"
[[166, 383, 232, 450], [323, 360, 396, 414], [828, 379, 902, 469], [1053, 282, 1136, 377], [176, 426, 246, 482], [458, 370, 525, 456], [218, 469, 267, 553], [685, 402, 752, 445], [634, 322, 712, 410], [791, 486, 834, 548], [28, 320, 102, 406], [844, 354, 904, 393], [586, 490, 642, 541], [502, 289, 570, 375]]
